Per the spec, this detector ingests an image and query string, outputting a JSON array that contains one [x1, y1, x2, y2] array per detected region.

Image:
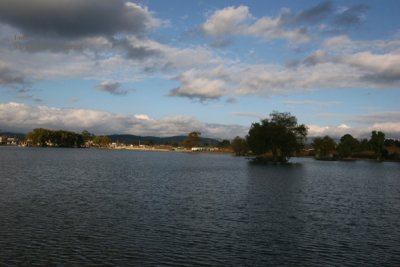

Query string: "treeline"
[[311, 131, 400, 161], [26, 128, 111, 148], [230, 111, 400, 163]]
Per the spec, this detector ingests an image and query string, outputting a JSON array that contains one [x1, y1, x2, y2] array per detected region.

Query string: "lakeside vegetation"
[[231, 111, 400, 163], [310, 131, 400, 161], [1, 112, 399, 162]]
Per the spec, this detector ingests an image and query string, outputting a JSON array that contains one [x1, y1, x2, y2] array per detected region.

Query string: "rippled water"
[[1, 146, 399, 266]]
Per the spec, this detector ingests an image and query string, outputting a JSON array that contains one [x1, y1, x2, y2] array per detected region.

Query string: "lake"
[[0, 146, 399, 266]]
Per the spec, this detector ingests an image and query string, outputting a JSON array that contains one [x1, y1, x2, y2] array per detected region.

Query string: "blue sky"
[[0, 0, 399, 139]]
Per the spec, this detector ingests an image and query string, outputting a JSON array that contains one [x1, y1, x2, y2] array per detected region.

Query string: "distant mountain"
[[109, 134, 220, 146], [0, 130, 221, 145], [0, 132, 26, 139]]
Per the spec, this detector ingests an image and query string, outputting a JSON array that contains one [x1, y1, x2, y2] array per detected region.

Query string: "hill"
[[109, 134, 220, 146], [0, 132, 26, 139]]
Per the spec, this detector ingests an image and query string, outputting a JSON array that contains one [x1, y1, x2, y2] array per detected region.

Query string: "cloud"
[[202, 6, 251, 37], [347, 111, 400, 125], [333, 4, 369, 28], [231, 112, 265, 119], [0, 0, 160, 38], [283, 100, 340, 106], [308, 111, 400, 139], [307, 123, 400, 140], [290, 1, 333, 24], [96, 81, 128, 96], [225, 97, 238, 104], [343, 51, 400, 85], [201, 5, 311, 44], [0, 63, 28, 86], [169, 68, 228, 101], [13, 36, 112, 53], [201, 2, 370, 45], [247, 17, 311, 43], [0, 102, 247, 138]]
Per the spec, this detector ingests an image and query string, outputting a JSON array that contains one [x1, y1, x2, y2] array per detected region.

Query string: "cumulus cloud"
[[0, 102, 247, 138], [0, 0, 164, 59], [202, 5, 311, 44], [0, 0, 160, 38], [96, 81, 128, 96], [169, 68, 228, 101], [202, 6, 251, 37], [168, 37, 400, 101], [343, 52, 400, 85], [201, 2, 369, 45]]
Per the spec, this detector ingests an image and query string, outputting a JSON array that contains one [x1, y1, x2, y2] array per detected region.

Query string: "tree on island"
[[183, 131, 201, 148], [369, 130, 385, 161], [231, 136, 248, 156], [337, 134, 359, 159], [246, 111, 307, 163]]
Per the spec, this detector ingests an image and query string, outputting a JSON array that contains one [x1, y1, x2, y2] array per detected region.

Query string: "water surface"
[[1, 147, 399, 266]]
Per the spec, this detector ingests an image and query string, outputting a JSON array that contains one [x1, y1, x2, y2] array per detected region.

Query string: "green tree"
[[27, 128, 52, 146], [26, 128, 84, 147], [246, 111, 307, 163], [93, 136, 112, 147], [183, 131, 201, 148], [81, 130, 95, 142], [369, 131, 385, 161], [337, 134, 359, 159], [231, 136, 248, 156], [312, 136, 336, 159], [218, 139, 231, 148]]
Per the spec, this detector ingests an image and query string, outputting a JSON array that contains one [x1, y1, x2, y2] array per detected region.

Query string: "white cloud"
[[0, 102, 247, 138], [134, 114, 151, 120], [201, 5, 313, 44], [202, 6, 251, 37], [248, 17, 311, 43], [169, 68, 228, 100], [308, 111, 400, 139]]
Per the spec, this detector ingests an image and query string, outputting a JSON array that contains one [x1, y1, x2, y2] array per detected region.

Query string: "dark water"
[[1, 147, 399, 266]]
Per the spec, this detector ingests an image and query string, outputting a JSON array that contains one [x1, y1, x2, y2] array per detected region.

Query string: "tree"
[[93, 136, 112, 147], [369, 131, 385, 161], [231, 136, 248, 156], [26, 128, 84, 147], [312, 136, 336, 159], [246, 111, 307, 163], [183, 131, 201, 148], [337, 134, 359, 159], [218, 139, 231, 148], [81, 130, 95, 142], [27, 128, 51, 146]]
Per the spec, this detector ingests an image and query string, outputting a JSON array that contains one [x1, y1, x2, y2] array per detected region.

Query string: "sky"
[[0, 0, 400, 139]]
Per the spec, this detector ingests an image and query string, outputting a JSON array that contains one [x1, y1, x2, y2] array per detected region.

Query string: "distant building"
[[0, 136, 18, 145], [0, 136, 7, 145], [191, 147, 219, 152]]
